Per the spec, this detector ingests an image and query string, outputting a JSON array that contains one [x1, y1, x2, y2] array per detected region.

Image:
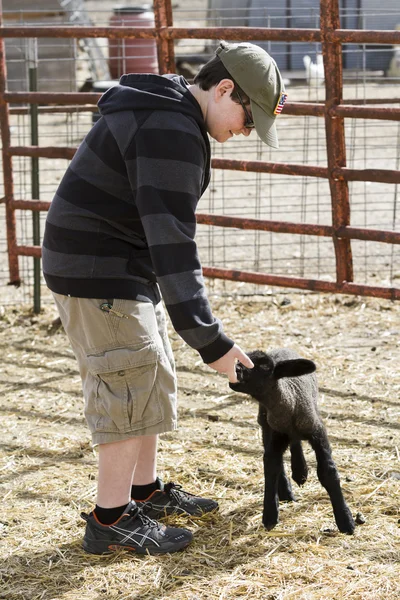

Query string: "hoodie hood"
[[98, 73, 211, 196], [98, 73, 207, 133]]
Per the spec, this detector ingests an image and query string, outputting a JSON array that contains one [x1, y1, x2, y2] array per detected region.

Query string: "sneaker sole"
[[82, 537, 192, 556]]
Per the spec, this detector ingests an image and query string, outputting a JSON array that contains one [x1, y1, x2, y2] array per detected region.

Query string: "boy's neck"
[[187, 84, 209, 121]]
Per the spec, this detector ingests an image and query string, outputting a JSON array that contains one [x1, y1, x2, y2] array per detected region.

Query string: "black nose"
[[235, 363, 244, 382]]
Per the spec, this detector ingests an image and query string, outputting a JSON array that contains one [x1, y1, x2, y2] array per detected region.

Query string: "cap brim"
[[250, 100, 279, 149]]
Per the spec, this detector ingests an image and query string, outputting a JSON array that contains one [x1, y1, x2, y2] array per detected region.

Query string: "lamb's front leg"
[[261, 422, 294, 502], [309, 428, 355, 534], [262, 431, 290, 530]]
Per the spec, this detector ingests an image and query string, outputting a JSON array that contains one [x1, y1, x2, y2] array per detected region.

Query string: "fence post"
[[153, 0, 175, 74], [0, 0, 20, 285], [27, 38, 40, 313], [320, 0, 354, 283]]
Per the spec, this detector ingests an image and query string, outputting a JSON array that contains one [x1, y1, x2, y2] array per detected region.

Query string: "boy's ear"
[[215, 78, 235, 100], [274, 359, 316, 380]]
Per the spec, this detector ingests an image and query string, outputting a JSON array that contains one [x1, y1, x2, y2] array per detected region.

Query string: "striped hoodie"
[[42, 73, 234, 363]]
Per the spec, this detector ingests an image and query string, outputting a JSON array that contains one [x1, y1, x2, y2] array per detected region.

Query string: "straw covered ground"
[[0, 291, 399, 600]]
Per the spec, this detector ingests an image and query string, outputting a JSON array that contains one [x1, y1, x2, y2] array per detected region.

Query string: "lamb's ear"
[[274, 359, 316, 380]]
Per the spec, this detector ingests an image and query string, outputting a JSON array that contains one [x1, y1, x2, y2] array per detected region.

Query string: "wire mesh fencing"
[[0, 0, 399, 306]]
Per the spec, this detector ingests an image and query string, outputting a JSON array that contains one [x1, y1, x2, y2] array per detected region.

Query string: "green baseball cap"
[[216, 41, 287, 148]]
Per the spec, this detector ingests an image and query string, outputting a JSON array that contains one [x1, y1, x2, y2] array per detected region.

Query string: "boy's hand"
[[208, 344, 254, 383]]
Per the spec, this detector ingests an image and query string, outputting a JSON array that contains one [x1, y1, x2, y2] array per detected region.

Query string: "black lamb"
[[229, 348, 355, 534]]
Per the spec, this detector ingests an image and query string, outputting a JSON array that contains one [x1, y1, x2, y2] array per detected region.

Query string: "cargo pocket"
[[86, 342, 164, 434]]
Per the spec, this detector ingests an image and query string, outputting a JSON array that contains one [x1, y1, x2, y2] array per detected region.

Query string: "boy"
[[42, 41, 286, 555]]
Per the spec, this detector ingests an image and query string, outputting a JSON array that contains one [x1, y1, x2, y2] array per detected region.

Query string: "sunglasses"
[[236, 89, 255, 129]]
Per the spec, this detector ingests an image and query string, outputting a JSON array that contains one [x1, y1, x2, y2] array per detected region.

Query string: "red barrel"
[[109, 6, 158, 78]]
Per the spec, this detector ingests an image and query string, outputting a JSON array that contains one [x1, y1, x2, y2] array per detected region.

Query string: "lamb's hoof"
[[262, 515, 279, 531], [263, 520, 278, 531], [278, 491, 296, 502], [336, 511, 356, 535], [339, 521, 355, 535], [292, 469, 308, 487]]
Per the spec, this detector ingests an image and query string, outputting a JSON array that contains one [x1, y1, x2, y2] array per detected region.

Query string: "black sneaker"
[[134, 479, 219, 519], [81, 501, 192, 555]]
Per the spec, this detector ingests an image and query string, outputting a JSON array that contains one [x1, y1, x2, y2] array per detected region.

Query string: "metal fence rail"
[[0, 0, 399, 304]]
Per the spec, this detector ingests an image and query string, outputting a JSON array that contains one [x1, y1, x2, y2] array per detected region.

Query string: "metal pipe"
[[16, 245, 41, 258], [321, 0, 353, 284], [4, 91, 101, 104], [4, 93, 400, 121], [153, 0, 175, 74], [8, 146, 76, 159], [341, 98, 400, 105], [211, 158, 329, 179], [202, 267, 400, 301], [286, 0, 292, 71], [6, 148, 400, 184], [331, 105, 400, 120], [5, 93, 400, 108], [9, 105, 99, 115], [0, 26, 158, 39], [0, 2, 19, 285], [28, 38, 40, 313], [9, 203, 400, 245], [286, 103, 400, 120], [15, 244, 399, 300], [335, 226, 400, 244], [1, 25, 399, 45], [11, 199, 51, 211], [334, 167, 400, 184], [164, 27, 322, 42], [197, 214, 400, 244], [330, 29, 400, 45], [285, 102, 325, 116], [196, 214, 333, 237]]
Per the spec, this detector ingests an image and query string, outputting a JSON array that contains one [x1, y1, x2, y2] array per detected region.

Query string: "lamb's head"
[[229, 350, 317, 398], [229, 350, 274, 397]]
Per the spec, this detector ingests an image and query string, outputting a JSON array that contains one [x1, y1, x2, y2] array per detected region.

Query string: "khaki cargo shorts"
[[52, 293, 177, 446]]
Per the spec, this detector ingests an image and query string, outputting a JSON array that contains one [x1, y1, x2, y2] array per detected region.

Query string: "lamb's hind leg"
[[278, 468, 296, 502], [290, 440, 308, 486], [262, 431, 291, 530], [309, 428, 355, 534]]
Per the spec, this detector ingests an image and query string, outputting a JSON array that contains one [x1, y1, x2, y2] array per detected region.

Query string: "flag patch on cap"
[[273, 92, 287, 115]]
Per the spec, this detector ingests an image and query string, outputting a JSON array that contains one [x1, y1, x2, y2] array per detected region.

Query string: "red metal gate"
[[0, 0, 399, 300]]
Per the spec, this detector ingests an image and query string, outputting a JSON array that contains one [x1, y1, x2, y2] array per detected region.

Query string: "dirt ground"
[[1, 291, 399, 600]]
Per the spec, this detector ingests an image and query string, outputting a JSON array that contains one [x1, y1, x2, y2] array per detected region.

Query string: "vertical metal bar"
[[286, 0, 292, 72], [0, 0, 20, 285], [320, 0, 353, 283], [342, 0, 347, 69], [28, 38, 40, 313], [153, 0, 175, 74]]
